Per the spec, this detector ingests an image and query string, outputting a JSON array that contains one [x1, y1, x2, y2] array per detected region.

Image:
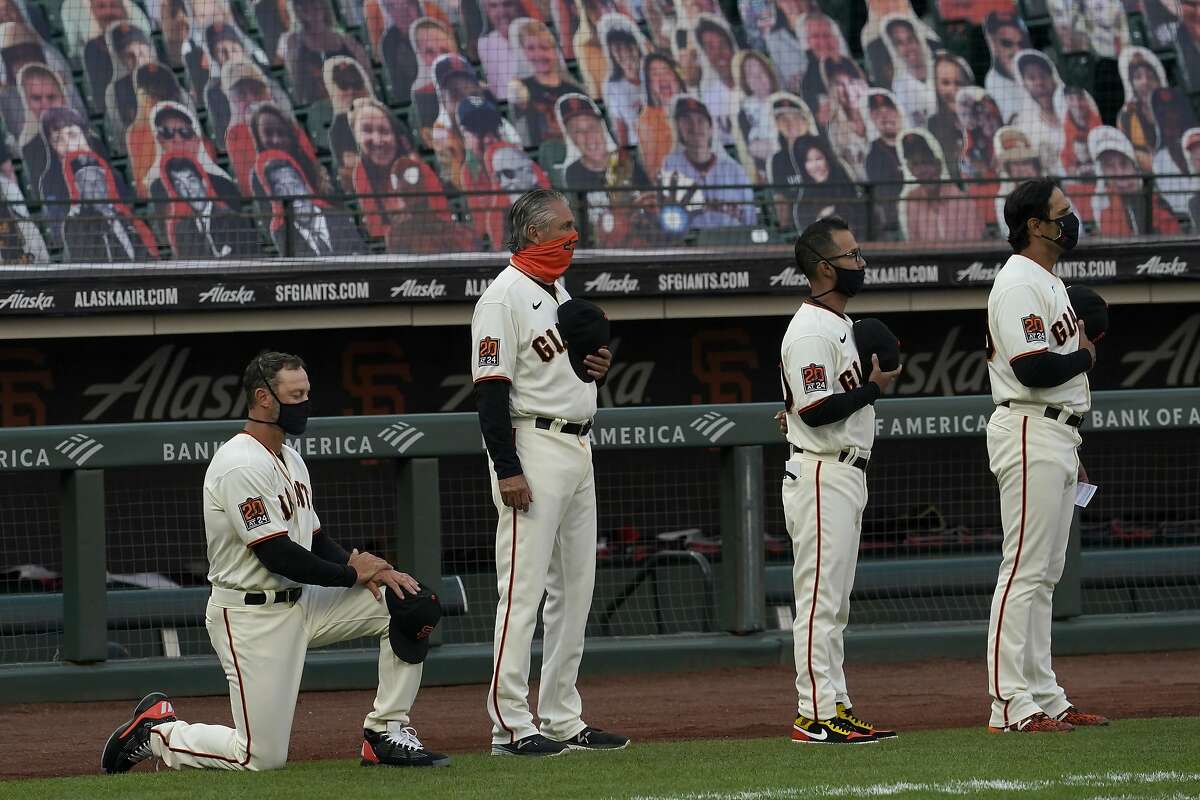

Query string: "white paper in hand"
[[1075, 482, 1098, 508]]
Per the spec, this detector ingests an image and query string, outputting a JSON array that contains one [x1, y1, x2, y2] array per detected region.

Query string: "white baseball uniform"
[[472, 264, 598, 746], [148, 432, 424, 770], [985, 253, 1090, 729], [780, 301, 875, 722]]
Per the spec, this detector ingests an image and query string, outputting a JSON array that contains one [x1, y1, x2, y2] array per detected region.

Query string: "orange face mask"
[[511, 233, 578, 283]]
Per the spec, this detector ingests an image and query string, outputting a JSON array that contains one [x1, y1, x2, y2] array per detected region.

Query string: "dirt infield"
[[2, 650, 1197, 779]]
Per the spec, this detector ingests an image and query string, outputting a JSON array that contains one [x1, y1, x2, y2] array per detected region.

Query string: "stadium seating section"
[[0, 0, 1195, 262]]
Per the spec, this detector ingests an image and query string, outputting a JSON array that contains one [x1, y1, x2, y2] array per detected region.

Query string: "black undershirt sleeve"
[[311, 531, 351, 564], [476, 379, 523, 479], [1010, 350, 1092, 388], [799, 383, 881, 427], [251, 535, 357, 587]]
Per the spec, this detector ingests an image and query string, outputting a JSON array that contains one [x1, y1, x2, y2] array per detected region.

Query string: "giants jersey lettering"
[[203, 433, 320, 592], [780, 302, 875, 453], [986, 254, 1091, 412], [471, 264, 597, 422]]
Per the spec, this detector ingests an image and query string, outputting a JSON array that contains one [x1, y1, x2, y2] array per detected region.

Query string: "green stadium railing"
[[1, 389, 1198, 702]]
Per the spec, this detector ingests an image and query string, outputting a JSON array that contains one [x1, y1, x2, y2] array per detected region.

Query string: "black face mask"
[[251, 363, 312, 435], [811, 263, 866, 299], [828, 263, 866, 297], [1039, 212, 1080, 251], [800, 240, 867, 299]]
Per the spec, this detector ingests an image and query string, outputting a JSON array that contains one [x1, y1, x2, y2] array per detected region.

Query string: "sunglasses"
[[157, 125, 196, 140], [495, 168, 526, 179], [996, 37, 1022, 48]]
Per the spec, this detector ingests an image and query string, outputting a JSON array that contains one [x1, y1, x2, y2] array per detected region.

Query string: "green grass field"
[[8, 719, 1199, 800]]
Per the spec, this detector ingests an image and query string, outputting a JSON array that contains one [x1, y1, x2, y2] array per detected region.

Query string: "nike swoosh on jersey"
[[533, 301, 543, 309], [793, 726, 828, 741]]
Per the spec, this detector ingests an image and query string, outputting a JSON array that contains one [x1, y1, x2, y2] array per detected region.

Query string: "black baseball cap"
[[559, 94, 601, 124], [434, 53, 473, 86], [557, 298, 609, 383], [458, 95, 502, 135], [385, 583, 442, 664], [674, 96, 711, 122], [868, 92, 896, 112], [111, 22, 149, 54]]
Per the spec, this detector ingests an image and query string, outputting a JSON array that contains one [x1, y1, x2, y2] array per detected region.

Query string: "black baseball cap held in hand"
[[385, 583, 442, 664], [557, 298, 610, 383], [1066, 285, 1109, 342], [852, 317, 900, 372]]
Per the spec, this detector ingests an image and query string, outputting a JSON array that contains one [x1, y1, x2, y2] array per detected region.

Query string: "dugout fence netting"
[[0, 426, 1197, 665]]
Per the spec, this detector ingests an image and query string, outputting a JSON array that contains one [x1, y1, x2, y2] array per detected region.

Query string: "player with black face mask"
[[1036, 210, 1080, 251], [778, 215, 901, 745], [251, 359, 313, 434], [983, 178, 1107, 734], [98, 350, 450, 777]]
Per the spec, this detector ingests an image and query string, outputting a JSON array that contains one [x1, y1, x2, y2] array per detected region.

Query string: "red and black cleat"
[[101, 691, 176, 773]]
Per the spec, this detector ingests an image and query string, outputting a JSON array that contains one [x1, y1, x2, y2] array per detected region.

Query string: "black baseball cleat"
[[361, 726, 450, 767], [491, 733, 569, 757], [836, 702, 898, 740], [101, 691, 177, 773], [557, 727, 630, 751]]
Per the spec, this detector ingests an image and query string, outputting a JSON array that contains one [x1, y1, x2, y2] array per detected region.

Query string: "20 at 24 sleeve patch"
[[239, 496, 271, 530], [802, 363, 828, 393], [1022, 314, 1047, 343], [478, 337, 500, 366]]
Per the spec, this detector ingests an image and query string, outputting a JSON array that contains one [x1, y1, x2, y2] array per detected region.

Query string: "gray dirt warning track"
[[0, 650, 1196, 778]]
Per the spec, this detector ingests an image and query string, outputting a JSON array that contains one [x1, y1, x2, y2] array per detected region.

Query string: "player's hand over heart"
[[499, 474, 532, 512], [368, 569, 421, 601], [584, 347, 612, 381], [867, 353, 902, 392]]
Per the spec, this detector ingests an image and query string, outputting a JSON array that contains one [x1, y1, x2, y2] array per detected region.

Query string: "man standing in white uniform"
[[985, 179, 1109, 733], [472, 189, 629, 756], [101, 352, 449, 773], [780, 215, 900, 745]]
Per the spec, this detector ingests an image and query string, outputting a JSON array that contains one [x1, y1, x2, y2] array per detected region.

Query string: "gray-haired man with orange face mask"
[[471, 189, 628, 757]]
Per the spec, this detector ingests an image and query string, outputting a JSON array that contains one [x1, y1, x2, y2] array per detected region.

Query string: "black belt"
[[244, 587, 302, 605], [999, 401, 1083, 428], [535, 417, 592, 436], [790, 445, 869, 472], [838, 451, 869, 471]]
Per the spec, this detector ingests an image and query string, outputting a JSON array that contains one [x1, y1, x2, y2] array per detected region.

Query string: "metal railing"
[[1, 173, 1193, 268], [0, 389, 1197, 666]]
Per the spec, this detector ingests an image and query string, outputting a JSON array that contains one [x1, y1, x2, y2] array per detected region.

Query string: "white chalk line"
[[624, 771, 1200, 800]]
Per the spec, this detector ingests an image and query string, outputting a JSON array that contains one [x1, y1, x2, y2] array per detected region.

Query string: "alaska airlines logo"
[[1135, 255, 1187, 276]]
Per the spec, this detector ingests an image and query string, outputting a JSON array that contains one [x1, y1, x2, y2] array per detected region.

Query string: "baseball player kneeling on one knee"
[[471, 189, 630, 757], [984, 179, 1109, 733], [101, 351, 449, 774], [779, 216, 901, 745]]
